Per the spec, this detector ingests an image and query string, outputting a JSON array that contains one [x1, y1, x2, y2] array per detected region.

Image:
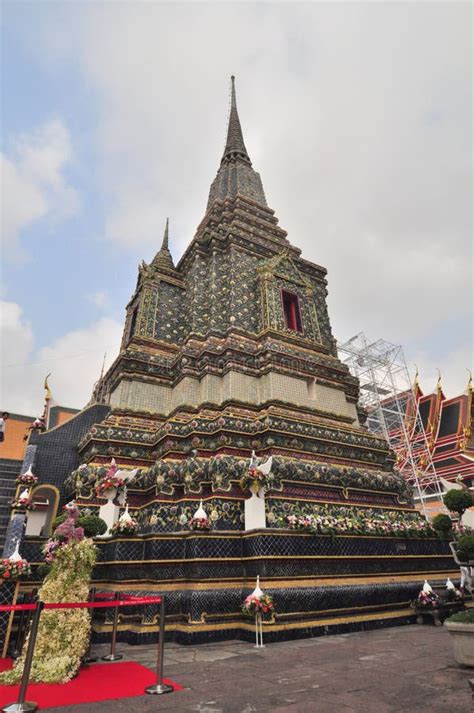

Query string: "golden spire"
[[44, 373, 52, 401], [436, 369, 442, 393], [413, 364, 420, 390], [467, 369, 473, 394]]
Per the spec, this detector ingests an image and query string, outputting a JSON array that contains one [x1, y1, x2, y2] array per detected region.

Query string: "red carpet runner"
[[0, 658, 182, 708]]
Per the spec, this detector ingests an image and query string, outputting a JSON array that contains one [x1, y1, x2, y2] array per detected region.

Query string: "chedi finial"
[[162, 217, 169, 250], [150, 218, 175, 270], [222, 75, 250, 164]]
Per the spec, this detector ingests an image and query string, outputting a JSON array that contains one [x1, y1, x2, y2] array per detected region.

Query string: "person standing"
[[0, 412, 9, 442]]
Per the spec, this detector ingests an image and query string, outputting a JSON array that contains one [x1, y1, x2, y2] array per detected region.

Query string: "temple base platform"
[[23, 529, 458, 645]]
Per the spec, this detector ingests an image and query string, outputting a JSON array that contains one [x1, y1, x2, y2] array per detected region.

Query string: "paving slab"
[[41, 625, 473, 712]]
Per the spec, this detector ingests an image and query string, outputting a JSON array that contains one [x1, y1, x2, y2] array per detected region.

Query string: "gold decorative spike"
[[44, 373, 52, 401], [413, 364, 420, 392]]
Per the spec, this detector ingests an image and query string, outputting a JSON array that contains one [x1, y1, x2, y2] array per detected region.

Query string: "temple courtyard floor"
[[54, 625, 472, 712]]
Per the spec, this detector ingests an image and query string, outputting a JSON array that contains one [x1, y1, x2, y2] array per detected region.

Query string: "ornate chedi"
[[19, 78, 456, 645], [80, 77, 391, 482]]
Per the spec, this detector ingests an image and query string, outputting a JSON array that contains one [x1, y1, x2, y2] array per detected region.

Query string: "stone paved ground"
[[52, 625, 472, 712]]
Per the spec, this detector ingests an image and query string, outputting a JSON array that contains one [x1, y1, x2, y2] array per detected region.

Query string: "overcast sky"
[[1, 1, 472, 416]]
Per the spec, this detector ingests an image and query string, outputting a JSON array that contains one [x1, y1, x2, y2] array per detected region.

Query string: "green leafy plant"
[[78, 515, 108, 537], [455, 534, 474, 563], [36, 562, 51, 579], [432, 513, 453, 537], [446, 609, 474, 624], [443, 489, 473, 517], [53, 513, 107, 538]]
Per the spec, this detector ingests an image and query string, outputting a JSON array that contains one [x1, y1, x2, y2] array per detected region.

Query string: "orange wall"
[[55, 411, 74, 426], [0, 408, 79, 462], [49, 407, 79, 428], [0, 415, 33, 460]]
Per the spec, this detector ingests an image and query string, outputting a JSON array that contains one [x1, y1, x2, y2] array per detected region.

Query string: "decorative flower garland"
[[446, 585, 463, 602], [281, 508, 435, 538], [188, 516, 212, 531], [16, 472, 38, 486], [452, 522, 472, 538], [1, 558, 31, 581], [110, 518, 138, 535], [95, 473, 125, 498], [68, 455, 410, 500], [43, 503, 85, 563], [417, 589, 439, 607], [242, 593, 274, 616], [42, 539, 64, 564], [1, 538, 97, 685], [240, 466, 275, 494], [10, 494, 35, 511]]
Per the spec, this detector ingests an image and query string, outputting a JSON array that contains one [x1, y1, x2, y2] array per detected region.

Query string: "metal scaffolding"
[[338, 332, 444, 518]]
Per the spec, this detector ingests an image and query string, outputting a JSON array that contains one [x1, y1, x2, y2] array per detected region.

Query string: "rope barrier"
[[0, 604, 37, 612], [1, 592, 173, 711], [0, 596, 161, 612]]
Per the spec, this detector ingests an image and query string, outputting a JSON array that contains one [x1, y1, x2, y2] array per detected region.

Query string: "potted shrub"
[[432, 513, 453, 539], [445, 609, 474, 667]]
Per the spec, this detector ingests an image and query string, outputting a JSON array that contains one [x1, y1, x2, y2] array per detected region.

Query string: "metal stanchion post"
[[11, 594, 27, 659], [2, 601, 44, 713], [254, 612, 265, 649], [12, 591, 36, 659], [145, 597, 173, 695], [83, 587, 98, 664], [101, 592, 123, 662]]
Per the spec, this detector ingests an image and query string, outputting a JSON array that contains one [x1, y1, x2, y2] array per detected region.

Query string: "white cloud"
[[1, 155, 48, 262], [0, 300, 122, 414], [35, 2, 471, 344], [86, 290, 109, 309], [407, 343, 473, 399], [1, 119, 79, 261], [36, 318, 123, 410], [3, 3, 469, 409], [0, 301, 35, 380]]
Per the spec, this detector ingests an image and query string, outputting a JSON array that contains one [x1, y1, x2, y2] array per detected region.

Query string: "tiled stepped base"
[[21, 529, 457, 644], [86, 577, 457, 645], [0, 459, 21, 554]]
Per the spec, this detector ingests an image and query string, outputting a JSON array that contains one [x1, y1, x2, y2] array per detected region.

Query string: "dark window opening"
[[282, 290, 303, 332], [418, 400, 431, 429], [438, 402, 461, 438], [129, 306, 139, 340]]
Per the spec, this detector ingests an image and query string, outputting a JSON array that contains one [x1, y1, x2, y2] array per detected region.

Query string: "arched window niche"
[[25, 484, 60, 538]]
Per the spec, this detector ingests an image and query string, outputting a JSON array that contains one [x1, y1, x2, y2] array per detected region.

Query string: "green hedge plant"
[[52, 513, 107, 538], [455, 534, 474, 563], [443, 489, 473, 517], [446, 609, 474, 625], [432, 513, 453, 538]]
